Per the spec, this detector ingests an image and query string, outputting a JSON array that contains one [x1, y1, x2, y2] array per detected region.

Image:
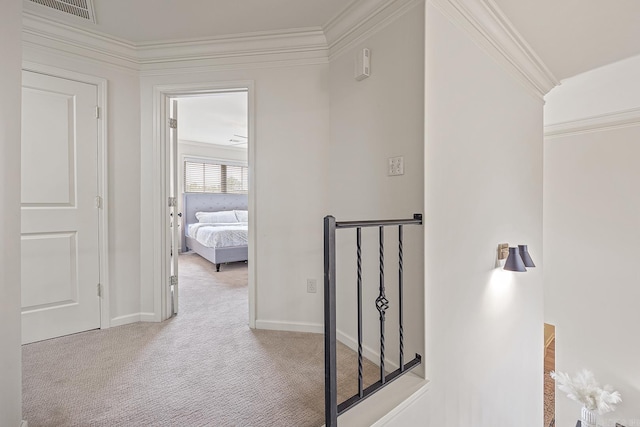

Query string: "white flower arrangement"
[[550, 369, 622, 414]]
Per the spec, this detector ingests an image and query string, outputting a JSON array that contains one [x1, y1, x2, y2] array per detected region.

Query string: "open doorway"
[[170, 91, 250, 317]]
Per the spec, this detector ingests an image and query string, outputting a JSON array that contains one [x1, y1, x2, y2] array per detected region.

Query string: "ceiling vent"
[[25, 0, 96, 23]]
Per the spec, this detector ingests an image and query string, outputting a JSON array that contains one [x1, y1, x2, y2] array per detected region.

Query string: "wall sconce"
[[518, 245, 535, 268], [504, 247, 526, 272], [497, 243, 535, 272]]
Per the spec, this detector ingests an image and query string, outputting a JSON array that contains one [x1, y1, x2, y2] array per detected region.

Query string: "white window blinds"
[[185, 160, 248, 194]]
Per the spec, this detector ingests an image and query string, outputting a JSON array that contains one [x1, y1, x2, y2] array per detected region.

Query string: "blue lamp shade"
[[518, 245, 535, 268], [504, 247, 526, 272]]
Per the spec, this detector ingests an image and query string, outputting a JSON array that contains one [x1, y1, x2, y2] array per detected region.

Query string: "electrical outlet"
[[388, 156, 404, 176], [307, 278, 317, 293]]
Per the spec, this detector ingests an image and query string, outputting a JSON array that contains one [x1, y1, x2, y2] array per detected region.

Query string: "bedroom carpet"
[[22, 253, 380, 427]]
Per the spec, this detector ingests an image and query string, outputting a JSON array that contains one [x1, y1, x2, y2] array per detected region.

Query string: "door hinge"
[[169, 118, 177, 129], [97, 283, 102, 297], [95, 106, 100, 119], [95, 195, 103, 209], [168, 196, 177, 207], [170, 276, 178, 287]]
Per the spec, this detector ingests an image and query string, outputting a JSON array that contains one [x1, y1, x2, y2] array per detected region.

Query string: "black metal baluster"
[[398, 225, 404, 372], [324, 216, 338, 427], [357, 227, 364, 398], [375, 226, 389, 384], [330, 214, 423, 418]]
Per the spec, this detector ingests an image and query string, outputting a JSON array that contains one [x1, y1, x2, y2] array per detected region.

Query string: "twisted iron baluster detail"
[[376, 226, 389, 383], [326, 214, 423, 424], [356, 227, 363, 397], [399, 225, 404, 372]]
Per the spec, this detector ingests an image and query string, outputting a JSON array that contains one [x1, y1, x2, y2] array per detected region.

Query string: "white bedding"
[[188, 222, 248, 248]]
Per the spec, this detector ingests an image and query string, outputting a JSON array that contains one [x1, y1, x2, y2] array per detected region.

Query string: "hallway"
[[22, 254, 378, 426]]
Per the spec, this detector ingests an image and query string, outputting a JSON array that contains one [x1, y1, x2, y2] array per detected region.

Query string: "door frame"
[[152, 81, 256, 326], [21, 61, 110, 329]]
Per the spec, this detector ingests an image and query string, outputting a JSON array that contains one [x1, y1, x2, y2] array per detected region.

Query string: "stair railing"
[[324, 214, 423, 427]]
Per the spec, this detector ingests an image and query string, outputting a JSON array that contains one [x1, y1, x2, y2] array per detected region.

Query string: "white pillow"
[[234, 210, 248, 222], [195, 210, 238, 223]]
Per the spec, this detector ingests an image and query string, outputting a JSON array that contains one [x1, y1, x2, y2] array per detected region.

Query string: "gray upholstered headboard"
[[183, 193, 248, 227], [182, 193, 248, 251]]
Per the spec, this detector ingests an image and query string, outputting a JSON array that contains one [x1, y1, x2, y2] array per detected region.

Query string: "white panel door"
[[21, 71, 101, 344]]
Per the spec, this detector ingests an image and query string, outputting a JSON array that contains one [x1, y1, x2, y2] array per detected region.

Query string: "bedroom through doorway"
[[170, 91, 250, 318]]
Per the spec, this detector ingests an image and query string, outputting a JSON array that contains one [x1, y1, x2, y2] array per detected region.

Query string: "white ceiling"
[[23, 0, 640, 82], [40, 0, 350, 42], [493, 0, 640, 80], [177, 92, 248, 149]]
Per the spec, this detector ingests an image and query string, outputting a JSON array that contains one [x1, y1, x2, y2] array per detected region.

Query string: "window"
[[184, 160, 248, 194]]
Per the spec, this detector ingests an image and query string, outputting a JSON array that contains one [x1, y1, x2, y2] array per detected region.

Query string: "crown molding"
[[23, 0, 558, 92], [324, 0, 422, 60], [22, 12, 139, 70], [136, 28, 328, 65], [137, 55, 329, 77], [23, 0, 419, 71], [545, 107, 640, 138], [428, 0, 559, 99], [22, 11, 328, 71]]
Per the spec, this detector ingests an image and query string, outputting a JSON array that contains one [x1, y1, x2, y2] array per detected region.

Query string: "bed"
[[183, 193, 248, 271]]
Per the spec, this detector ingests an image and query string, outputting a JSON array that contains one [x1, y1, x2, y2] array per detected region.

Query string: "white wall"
[[545, 54, 640, 125], [0, 0, 23, 425], [140, 64, 330, 327], [9, 4, 558, 426], [419, 3, 545, 425], [22, 46, 142, 324], [328, 2, 425, 373], [544, 58, 640, 426]]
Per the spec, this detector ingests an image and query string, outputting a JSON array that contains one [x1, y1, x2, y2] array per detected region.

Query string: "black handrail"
[[324, 214, 423, 427]]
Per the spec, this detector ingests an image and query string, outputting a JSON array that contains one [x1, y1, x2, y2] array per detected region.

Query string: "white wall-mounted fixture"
[[354, 48, 371, 81], [388, 156, 404, 176], [306, 278, 317, 293]]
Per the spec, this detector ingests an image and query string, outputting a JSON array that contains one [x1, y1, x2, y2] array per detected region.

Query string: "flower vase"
[[581, 406, 597, 427]]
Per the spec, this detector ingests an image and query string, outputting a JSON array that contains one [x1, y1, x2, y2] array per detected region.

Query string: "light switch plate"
[[388, 156, 404, 176], [307, 278, 317, 293]]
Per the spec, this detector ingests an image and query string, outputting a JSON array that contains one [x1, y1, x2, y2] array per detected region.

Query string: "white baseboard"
[[255, 320, 323, 334], [336, 329, 400, 371], [110, 312, 157, 327], [139, 312, 157, 322], [110, 313, 141, 327], [253, 321, 401, 370]]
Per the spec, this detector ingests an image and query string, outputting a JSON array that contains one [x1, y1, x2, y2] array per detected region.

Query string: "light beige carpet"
[[22, 254, 380, 427]]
